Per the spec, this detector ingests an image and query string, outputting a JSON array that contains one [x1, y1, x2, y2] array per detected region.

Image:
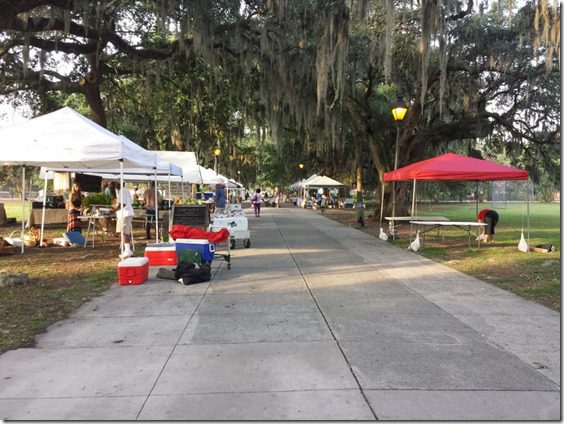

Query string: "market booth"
[[0, 107, 158, 253], [382, 152, 530, 246]]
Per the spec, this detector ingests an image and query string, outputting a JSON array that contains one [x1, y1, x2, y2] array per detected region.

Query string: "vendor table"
[[82, 214, 116, 247], [27, 209, 67, 227], [409, 220, 487, 248]]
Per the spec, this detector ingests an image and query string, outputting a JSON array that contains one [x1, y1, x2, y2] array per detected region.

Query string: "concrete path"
[[0, 207, 560, 420]]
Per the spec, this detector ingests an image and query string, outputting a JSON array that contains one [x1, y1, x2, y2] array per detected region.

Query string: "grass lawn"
[[2, 199, 31, 222], [387, 202, 561, 310], [320, 201, 560, 311]]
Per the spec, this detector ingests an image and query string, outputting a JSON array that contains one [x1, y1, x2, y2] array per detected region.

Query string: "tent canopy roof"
[[0, 107, 155, 169], [154, 151, 197, 169], [304, 175, 346, 187], [384, 153, 528, 182]]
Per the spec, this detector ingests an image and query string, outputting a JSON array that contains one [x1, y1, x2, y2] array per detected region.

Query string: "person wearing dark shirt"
[[477, 208, 499, 242], [214, 183, 227, 214]]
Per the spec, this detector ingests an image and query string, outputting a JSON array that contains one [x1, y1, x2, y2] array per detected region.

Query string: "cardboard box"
[[118, 257, 149, 285], [175, 238, 215, 262], [144, 242, 177, 266]]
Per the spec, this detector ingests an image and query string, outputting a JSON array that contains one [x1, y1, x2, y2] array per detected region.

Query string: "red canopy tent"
[[381, 153, 530, 242], [383, 153, 528, 182]]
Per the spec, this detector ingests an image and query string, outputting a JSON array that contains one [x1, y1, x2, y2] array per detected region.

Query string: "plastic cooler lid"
[[145, 242, 176, 249], [118, 257, 149, 267], [175, 239, 210, 245]]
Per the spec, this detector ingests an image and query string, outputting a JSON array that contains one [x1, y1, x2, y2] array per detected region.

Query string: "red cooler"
[[118, 257, 149, 285], [144, 242, 177, 266]]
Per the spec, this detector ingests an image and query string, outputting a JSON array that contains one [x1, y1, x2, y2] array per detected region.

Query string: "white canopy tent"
[[0, 107, 157, 253], [291, 174, 319, 205], [302, 175, 346, 208], [40, 153, 184, 245], [0, 107, 155, 169], [303, 175, 346, 188], [39, 137, 188, 244]]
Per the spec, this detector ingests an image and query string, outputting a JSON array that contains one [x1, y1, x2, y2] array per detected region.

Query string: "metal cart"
[[209, 215, 251, 250], [208, 227, 232, 269]]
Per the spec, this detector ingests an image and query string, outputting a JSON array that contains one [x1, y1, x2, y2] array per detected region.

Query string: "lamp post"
[[391, 96, 408, 239], [298, 163, 305, 206], [213, 147, 221, 173]]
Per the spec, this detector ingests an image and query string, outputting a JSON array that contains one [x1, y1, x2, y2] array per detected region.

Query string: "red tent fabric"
[[169, 225, 230, 243], [384, 153, 528, 182]]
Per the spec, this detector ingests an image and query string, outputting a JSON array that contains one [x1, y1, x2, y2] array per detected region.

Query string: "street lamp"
[[391, 96, 408, 239], [213, 147, 221, 173], [298, 163, 305, 206]]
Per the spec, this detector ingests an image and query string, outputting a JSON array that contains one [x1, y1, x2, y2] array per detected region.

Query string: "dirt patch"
[[0, 223, 149, 353]]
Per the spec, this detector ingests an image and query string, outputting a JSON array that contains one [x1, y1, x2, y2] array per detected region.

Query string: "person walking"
[[251, 188, 263, 217]]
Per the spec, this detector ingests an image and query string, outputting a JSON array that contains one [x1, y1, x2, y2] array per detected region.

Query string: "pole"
[[39, 170, 48, 247], [119, 162, 124, 258], [527, 179, 530, 252], [20, 165, 26, 254], [391, 124, 400, 239], [154, 168, 159, 243]]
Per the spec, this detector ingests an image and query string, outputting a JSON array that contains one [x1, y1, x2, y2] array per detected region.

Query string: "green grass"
[[2, 199, 31, 222], [0, 259, 116, 354], [393, 202, 561, 310], [411, 202, 560, 249]]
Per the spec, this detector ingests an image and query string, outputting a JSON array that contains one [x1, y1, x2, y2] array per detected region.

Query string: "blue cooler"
[[175, 238, 215, 263]]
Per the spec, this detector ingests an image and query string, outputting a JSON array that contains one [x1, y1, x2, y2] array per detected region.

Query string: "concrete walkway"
[[0, 206, 560, 420]]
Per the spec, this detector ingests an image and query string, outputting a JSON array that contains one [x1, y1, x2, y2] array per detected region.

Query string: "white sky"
[[0, 103, 30, 128]]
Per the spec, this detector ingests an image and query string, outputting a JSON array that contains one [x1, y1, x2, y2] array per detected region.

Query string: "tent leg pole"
[[120, 162, 124, 258], [410, 179, 416, 243], [154, 169, 159, 244], [40, 171, 48, 247], [168, 173, 172, 210], [21, 166, 26, 254], [379, 182, 385, 227], [527, 179, 530, 252], [475, 182, 479, 216]]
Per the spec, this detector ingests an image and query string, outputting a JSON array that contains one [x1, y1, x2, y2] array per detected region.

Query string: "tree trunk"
[[355, 137, 363, 204], [81, 55, 107, 127]]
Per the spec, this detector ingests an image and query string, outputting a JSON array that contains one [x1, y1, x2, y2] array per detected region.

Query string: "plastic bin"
[[175, 238, 215, 263], [144, 242, 177, 266], [118, 257, 149, 285]]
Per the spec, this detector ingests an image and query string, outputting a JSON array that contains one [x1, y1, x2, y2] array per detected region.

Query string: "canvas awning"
[[0, 107, 157, 253], [303, 175, 346, 188], [384, 153, 528, 182], [0, 107, 155, 169], [381, 152, 530, 245]]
